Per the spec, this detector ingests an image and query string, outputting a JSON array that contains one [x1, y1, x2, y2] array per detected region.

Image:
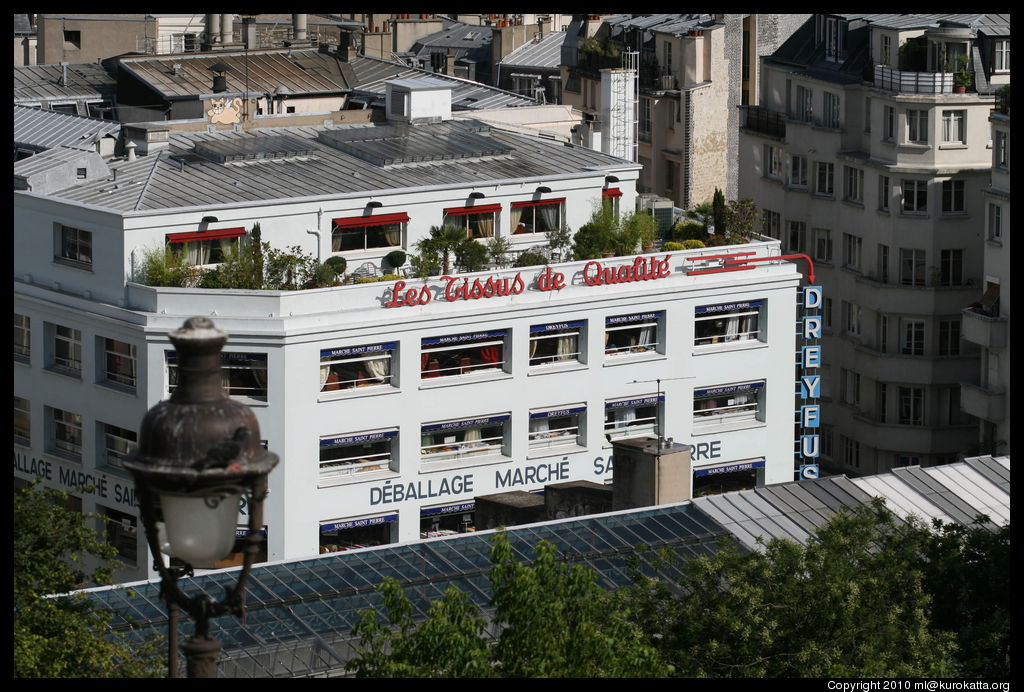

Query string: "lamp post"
[[125, 317, 278, 678]]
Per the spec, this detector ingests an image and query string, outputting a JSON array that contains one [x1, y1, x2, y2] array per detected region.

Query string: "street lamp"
[[125, 317, 278, 677]]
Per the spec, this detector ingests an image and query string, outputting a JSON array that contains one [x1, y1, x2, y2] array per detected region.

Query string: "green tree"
[[622, 500, 957, 678], [416, 225, 470, 275], [485, 235, 512, 267], [349, 533, 668, 677], [14, 482, 164, 678], [711, 187, 727, 236], [723, 198, 760, 241]]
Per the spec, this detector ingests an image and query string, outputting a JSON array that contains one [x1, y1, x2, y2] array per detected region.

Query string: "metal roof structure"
[[14, 104, 121, 153], [346, 54, 534, 111], [603, 14, 711, 37], [33, 118, 634, 213], [498, 31, 566, 71], [117, 49, 353, 100], [84, 458, 1009, 678], [408, 21, 494, 65], [13, 62, 117, 107], [14, 146, 105, 179]]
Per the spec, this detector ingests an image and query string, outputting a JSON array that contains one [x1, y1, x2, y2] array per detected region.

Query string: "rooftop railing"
[[872, 64, 954, 94]]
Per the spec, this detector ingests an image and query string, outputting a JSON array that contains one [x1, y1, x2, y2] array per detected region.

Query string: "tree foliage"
[[14, 482, 164, 678], [620, 501, 958, 678], [348, 533, 667, 677]]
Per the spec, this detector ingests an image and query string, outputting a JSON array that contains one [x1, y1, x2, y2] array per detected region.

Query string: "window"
[[895, 455, 920, 468], [422, 330, 506, 379], [842, 233, 862, 270], [877, 244, 890, 284], [883, 106, 896, 143], [602, 187, 622, 217], [878, 314, 888, 352], [764, 145, 783, 178], [843, 436, 860, 469], [102, 506, 137, 563], [331, 214, 406, 252], [842, 301, 861, 335], [841, 368, 860, 405], [815, 162, 834, 196], [694, 300, 763, 346], [761, 210, 780, 239], [51, 324, 82, 375], [639, 97, 652, 140], [605, 312, 662, 358], [993, 39, 1010, 72], [320, 429, 397, 481], [878, 175, 891, 212], [787, 221, 805, 253], [814, 228, 833, 262], [320, 343, 394, 392], [421, 415, 509, 463], [823, 91, 840, 129], [901, 319, 925, 356], [511, 199, 564, 235], [15, 396, 31, 445], [864, 96, 872, 133], [902, 180, 927, 214], [166, 227, 245, 265], [529, 405, 585, 451], [790, 155, 808, 187], [939, 320, 961, 356], [693, 382, 764, 429], [63, 30, 81, 49], [15, 314, 30, 361], [49, 407, 82, 459], [168, 351, 268, 399], [529, 321, 583, 366], [824, 297, 833, 329], [844, 166, 863, 203], [940, 249, 964, 286], [57, 224, 92, 267], [880, 35, 892, 66], [442, 205, 499, 239], [795, 85, 813, 122], [876, 383, 888, 422], [101, 423, 137, 470], [825, 16, 847, 61], [898, 387, 924, 426], [907, 109, 928, 144], [988, 203, 1003, 240], [994, 131, 1009, 169], [942, 110, 965, 144], [102, 338, 137, 389], [605, 395, 661, 441], [77, 167, 88, 179]]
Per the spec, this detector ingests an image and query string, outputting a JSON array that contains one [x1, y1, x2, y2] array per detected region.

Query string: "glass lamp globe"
[[159, 490, 241, 567]]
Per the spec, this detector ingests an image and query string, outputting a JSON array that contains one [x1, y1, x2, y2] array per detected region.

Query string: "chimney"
[[292, 14, 307, 41], [220, 14, 233, 45], [445, 47, 455, 76], [205, 13, 221, 47], [59, 61, 69, 86], [243, 17, 257, 49]]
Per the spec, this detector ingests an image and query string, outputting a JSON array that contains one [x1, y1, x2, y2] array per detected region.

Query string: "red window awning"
[[166, 227, 246, 244], [602, 188, 623, 198], [443, 204, 502, 216], [511, 197, 566, 209], [332, 213, 410, 229]]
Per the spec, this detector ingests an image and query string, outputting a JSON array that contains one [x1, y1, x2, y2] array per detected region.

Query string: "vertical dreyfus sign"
[[796, 285, 822, 480]]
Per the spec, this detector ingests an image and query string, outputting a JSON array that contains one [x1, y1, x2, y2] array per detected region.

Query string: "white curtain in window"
[[556, 335, 575, 360], [252, 364, 267, 391], [320, 365, 330, 389], [725, 317, 740, 341], [530, 418, 549, 434], [538, 204, 559, 231], [638, 325, 655, 348], [183, 240, 211, 265], [616, 407, 637, 424], [463, 427, 482, 444], [331, 231, 343, 252], [476, 215, 494, 238], [364, 356, 390, 382], [510, 207, 524, 233], [383, 225, 400, 246], [530, 338, 539, 359]]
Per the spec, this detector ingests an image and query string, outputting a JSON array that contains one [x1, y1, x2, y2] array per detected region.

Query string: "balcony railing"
[[961, 381, 1006, 422], [873, 65, 954, 94], [961, 306, 1008, 349], [740, 106, 786, 139]]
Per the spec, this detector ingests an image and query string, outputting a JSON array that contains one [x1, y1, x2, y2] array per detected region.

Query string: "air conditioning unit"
[[637, 194, 675, 232]]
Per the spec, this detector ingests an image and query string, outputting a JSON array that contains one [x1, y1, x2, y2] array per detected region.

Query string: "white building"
[[738, 14, 1010, 475], [15, 80, 807, 582]]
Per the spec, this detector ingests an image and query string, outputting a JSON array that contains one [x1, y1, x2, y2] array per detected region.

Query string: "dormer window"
[[825, 16, 848, 62]]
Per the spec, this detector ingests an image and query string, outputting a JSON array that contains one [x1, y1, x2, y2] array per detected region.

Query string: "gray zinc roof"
[[498, 31, 566, 70], [14, 62, 117, 106], [34, 119, 636, 212], [14, 104, 121, 152], [117, 49, 352, 100]]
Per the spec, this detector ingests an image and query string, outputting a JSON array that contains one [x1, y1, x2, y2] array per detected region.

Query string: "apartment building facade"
[[562, 13, 809, 208], [739, 14, 1010, 475]]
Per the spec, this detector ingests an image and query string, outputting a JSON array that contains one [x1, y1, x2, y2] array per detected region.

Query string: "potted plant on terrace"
[[953, 54, 973, 94]]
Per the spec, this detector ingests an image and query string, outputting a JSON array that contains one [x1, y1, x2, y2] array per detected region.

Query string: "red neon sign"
[[383, 255, 674, 308]]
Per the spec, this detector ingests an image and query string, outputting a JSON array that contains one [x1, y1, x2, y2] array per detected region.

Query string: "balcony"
[[961, 381, 1006, 422], [872, 65, 954, 94], [961, 307, 1008, 349], [739, 106, 785, 139]]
